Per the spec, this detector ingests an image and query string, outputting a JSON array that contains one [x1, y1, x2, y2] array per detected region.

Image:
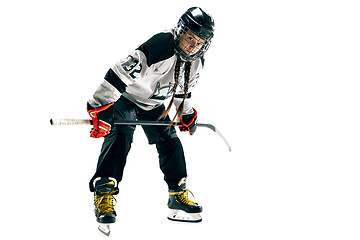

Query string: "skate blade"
[[98, 223, 111, 236], [167, 209, 202, 223]]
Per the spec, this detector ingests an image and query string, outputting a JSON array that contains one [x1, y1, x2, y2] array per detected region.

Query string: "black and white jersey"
[[88, 29, 204, 116]]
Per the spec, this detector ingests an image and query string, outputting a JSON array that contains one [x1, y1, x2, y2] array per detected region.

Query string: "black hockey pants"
[[89, 96, 187, 192]]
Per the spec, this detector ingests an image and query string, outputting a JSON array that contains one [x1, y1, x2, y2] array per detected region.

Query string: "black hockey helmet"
[[174, 7, 215, 62]]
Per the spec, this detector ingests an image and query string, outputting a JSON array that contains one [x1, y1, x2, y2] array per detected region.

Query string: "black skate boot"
[[93, 177, 118, 236], [167, 178, 202, 222]]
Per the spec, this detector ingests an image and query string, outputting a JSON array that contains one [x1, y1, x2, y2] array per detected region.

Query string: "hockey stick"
[[50, 118, 231, 152]]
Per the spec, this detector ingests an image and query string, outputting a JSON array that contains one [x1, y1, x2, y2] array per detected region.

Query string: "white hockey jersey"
[[88, 29, 204, 116]]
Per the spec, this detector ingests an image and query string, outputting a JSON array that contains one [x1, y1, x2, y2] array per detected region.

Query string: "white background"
[[1, 0, 360, 239]]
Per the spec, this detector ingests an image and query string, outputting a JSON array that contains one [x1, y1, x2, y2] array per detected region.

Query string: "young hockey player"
[[87, 7, 215, 235]]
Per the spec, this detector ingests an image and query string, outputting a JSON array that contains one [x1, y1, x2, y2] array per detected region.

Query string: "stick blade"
[[197, 123, 231, 152]]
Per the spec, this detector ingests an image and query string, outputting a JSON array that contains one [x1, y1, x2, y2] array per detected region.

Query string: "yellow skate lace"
[[94, 191, 117, 214], [170, 189, 197, 206]]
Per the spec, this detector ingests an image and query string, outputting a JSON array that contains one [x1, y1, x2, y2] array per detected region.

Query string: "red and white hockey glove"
[[179, 108, 198, 136], [87, 103, 114, 138]]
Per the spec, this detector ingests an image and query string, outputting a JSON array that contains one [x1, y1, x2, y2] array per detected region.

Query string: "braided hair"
[[159, 58, 191, 126]]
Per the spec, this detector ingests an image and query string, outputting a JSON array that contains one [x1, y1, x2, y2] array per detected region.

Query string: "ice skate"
[[167, 178, 202, 223], [93, 177, 119, 236]]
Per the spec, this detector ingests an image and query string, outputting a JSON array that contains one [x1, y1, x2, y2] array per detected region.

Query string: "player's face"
[[178, 30, 206, 56]]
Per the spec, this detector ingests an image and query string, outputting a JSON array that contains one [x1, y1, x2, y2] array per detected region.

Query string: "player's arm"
[[86, 49, 150, 138], [173, 70, 200, 135]]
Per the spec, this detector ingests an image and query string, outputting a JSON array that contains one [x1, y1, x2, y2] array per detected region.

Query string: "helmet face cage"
[[174, 23, 212, 62], [174, 8, 214, 62]]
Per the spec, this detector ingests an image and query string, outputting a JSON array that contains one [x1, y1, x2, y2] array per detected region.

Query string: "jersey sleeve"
[[173, 57, 204, 116], [112, 50, 150, 86], [87, 79, 121, 109], [87, 49, 149, 109], [173, 71, 201, 116], [88, 32, 176, 109], [112, 31, 175, 85]]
